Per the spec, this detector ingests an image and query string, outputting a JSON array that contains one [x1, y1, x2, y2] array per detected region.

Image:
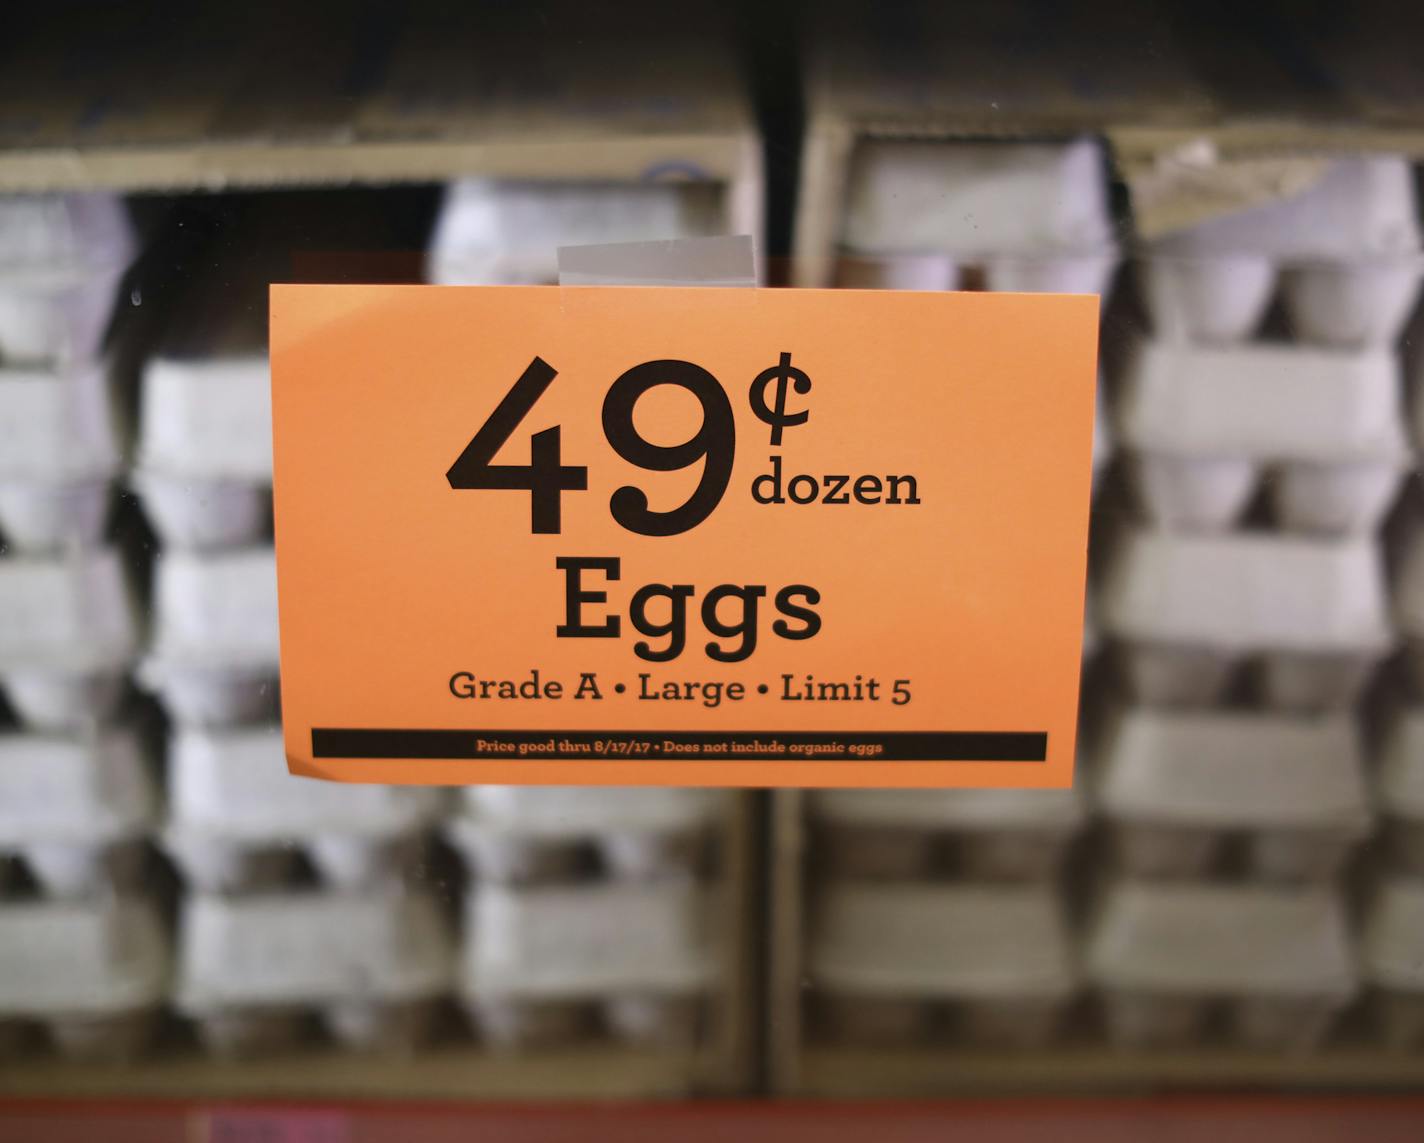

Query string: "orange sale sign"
[[270, 285, 1097, 787]]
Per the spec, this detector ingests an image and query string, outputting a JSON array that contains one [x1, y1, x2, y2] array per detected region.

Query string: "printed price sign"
[[271, 286, 1096, 787]]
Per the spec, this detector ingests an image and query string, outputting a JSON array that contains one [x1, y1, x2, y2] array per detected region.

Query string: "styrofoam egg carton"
[[834, 254, 960, 291], [809, 883, 1075, 1048], [427, 178, 724, 286], [447, 786, 726, 883], [0, 194, 134, 274], [0, 359, 120, 551], [1086, 882, 1355, 1050], [0, 896, 168, 1060], [1361, 879, 1424, 1048], [445, 822, 585, 886], [138, 548, 278, 725], [165, 726, 443, 891], [1272, 459, 1407, 538], [0, 729, 157, 897], [1137, 253, 1278, 344], [1376, 710, 1424, 875], [1282, 257, 1423, 349], [133, 473, 271, 552], [1096, 709, 1371, 881], [138, 356, 271, 478], [1117, 341, 1409, 534], [1141, 157, 1422, 346], [0, 266, 126, 367], [982, 250, 1117, 297], [0, 195, 133, 364], [0, 478, 113, 554], [460, 880, 716, 1049], [1120, 453, 1259, 533], [0, 549, 138, 728], [1100, 528, 1392, 708], [810, 788, 1085, 881], [133, 354, 272, 549], [175, 889, 453, 1056], [842, 138, 1114, 269]]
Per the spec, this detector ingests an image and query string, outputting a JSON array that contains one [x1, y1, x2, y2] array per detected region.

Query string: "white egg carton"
[[0, 266, 126, 368], [809, 883, 1076, 1048], [1116, 341, 1409, 534], [834, 253, 961, 291], [0, 194, 134, 271], [138, 547, 279, 725], [1140, 157, 1422, 346], [839, 137, 1117, 296], [0, 728, 157, 898], [164, 725, 443, 892], [0, 896, 168, 1061], [0, 549, 139, 728], [1096, 708, 1371, 881], [0, 195, 134, 366], [1376, 710, 1424, 875], [1361, 878, 1424, 1048], [0, 477, 112, 555], [460, 880, 717, 1049], [446, 786, 727, 884], [133, 354, 273, 550], [1099, 528, 1392, 708], [0, 359, 120, 551], [1086, 881, 1356, 1050], [427, 178, 724, 286], [809, 788, 1085, 881], [174, 888, 453, 1056]]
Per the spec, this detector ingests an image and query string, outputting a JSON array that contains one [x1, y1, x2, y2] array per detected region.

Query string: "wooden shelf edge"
[[793, 1045, 1424, 1098], [0, 133, 753, 194], [0, 1045, 702, 1102]]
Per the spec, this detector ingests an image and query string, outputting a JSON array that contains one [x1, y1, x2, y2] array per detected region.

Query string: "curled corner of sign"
[[285, 750, 348, 784]]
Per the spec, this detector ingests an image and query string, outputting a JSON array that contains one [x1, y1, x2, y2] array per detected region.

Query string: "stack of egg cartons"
[[446, 787, 729, 1050], [0, 194, 132, 552], [132, 273, 454, 1057], [837, 136, 1116, 625], [0, 194, 171, 1061], [1109, 157, 1414, 700], [0, 194, 138, 722], [1089, 157, 1420, 1053], [1088, 710, 1366, 1048], [429, 182, 736, 1060], [163, 726, 451, 1056], [804, 787, 1084, 1049], [795, 138, 1114, 1056]]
